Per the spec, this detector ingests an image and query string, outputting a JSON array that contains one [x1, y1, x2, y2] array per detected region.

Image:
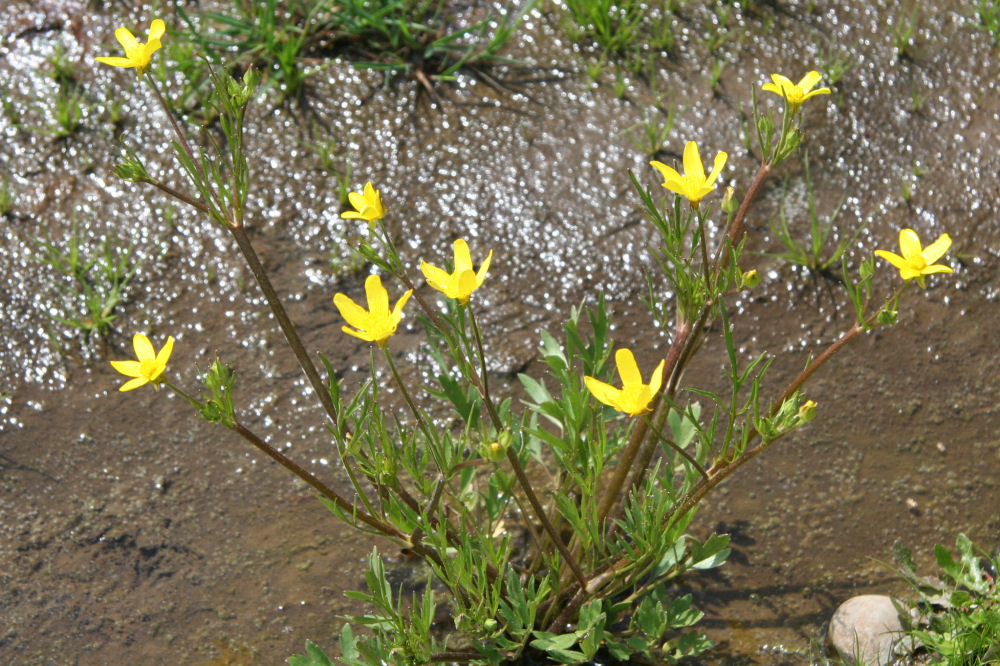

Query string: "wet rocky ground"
[[2, 0, 999, 663]]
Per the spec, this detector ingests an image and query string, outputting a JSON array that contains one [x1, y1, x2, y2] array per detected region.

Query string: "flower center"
[[139, 358, 160, 380]]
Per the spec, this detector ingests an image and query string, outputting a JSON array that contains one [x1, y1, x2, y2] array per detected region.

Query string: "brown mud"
[[2, 0, 999, 663]]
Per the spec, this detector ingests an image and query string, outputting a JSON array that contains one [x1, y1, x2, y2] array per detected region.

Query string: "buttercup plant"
[[96, 27, 953, 664]]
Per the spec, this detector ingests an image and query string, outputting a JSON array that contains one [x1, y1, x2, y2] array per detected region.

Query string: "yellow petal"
[[797, 70, 822, 92], [115, 27, 140, 55], [707, 151, 727, 187], [453, 239, 473, 272], [154, 335, 174, 369], [95, 56, 135, 68], [898, 229, 923, 262], [341, 325, 375, 343], [421, 261, 451, 292], [803, 87, 831, 99], [661, 177, 687, 195], [476, 249, 493, 286], [650, 160, 680, 184], [761, 82, 782, 95], [347, 190, 366, 212], [456, 269, 477, 303], [391, 289, 413, 319], [682, 141, 705, 180], [148, 19, 166, 42], [334, 293, 371, 330], [920, 264, 953, 275], [133, 333, 155, 362], [144, 38, 162, 60], [921, 233, 952, 264], [110, 359, 142, 377], [119, 376, 149, 392], [874, 249, 909, 271], [768, 73, 794, 91], [614, 348, 642, 386], [623, 386, 653, 416], [364, 275, 389, 315], [647, 359, 666, 396], [585, 376, 623, 409]]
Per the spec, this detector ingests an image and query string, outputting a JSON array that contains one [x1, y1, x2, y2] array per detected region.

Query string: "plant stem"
[[727, 162, 771, 250], [505, 445, 588, 589], [146, 76, 199, 172], [228, 225, 343, 429], [370, 223, 566, 586], [383, 348, 439, 450], [230, 421, 400, 539], [145, 177, 211, 216], [669, 319, 868, 529], [640, 413, 709, 481]]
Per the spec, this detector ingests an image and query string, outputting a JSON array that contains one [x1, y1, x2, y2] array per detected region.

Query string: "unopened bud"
[[114, 159, 148, 183], [722, 186, 738, 214], [228, 68, 259, 107], [797, 400, 817, 423], [877, 308, 898, 326], [740, 268, 761, 289]]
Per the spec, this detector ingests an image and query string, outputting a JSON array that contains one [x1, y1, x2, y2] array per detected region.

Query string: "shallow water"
[[2, 0, 999, 663]]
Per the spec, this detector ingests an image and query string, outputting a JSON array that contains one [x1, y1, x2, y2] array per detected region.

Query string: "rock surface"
[[828, 594, 904, 665]]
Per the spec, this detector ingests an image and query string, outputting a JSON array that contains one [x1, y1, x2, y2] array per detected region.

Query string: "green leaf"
[[286, 639, 334, 666], [664, 594, 704, 629], [688, 534, 730, 570], [540, 329, 568, 370], [650, 536, 688, 578]]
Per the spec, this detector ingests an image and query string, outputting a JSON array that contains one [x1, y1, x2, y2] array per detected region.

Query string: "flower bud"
[[797, 400, 817, 423], [721, 186, 738, 214], [740, 268, 761, 289], [877, 308, 898, 326], [114, 159, 149, 183]]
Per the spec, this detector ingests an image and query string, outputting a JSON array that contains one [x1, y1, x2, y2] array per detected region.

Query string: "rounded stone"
[[827, 594, 904, 665]]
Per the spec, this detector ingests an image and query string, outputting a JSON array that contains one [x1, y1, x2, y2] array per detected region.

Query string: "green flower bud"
[[740, 268, 761, 289], [877, 308, 898, 326], [114, 159, 148, 183], [797, 400, 817, 423], [722, 186, 738, 214]]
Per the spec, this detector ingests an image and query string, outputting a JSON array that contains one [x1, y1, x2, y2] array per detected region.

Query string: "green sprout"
[[767, 152, 865, 278], [33, 220, 140, 341], [974, 0, 1000, 47]]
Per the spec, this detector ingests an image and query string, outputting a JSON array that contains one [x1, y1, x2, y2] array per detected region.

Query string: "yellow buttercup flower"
[[584, 348, 665, 417], [341, 182, 386, 223], [421, 239, 493, 305], [874, 228, 953, 288], [95, 19, 165, 76], [110, 333, 174, 391], [334, 274, 413, 347], [651, 141, 728, 208], [761, 71, 831, 111]]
